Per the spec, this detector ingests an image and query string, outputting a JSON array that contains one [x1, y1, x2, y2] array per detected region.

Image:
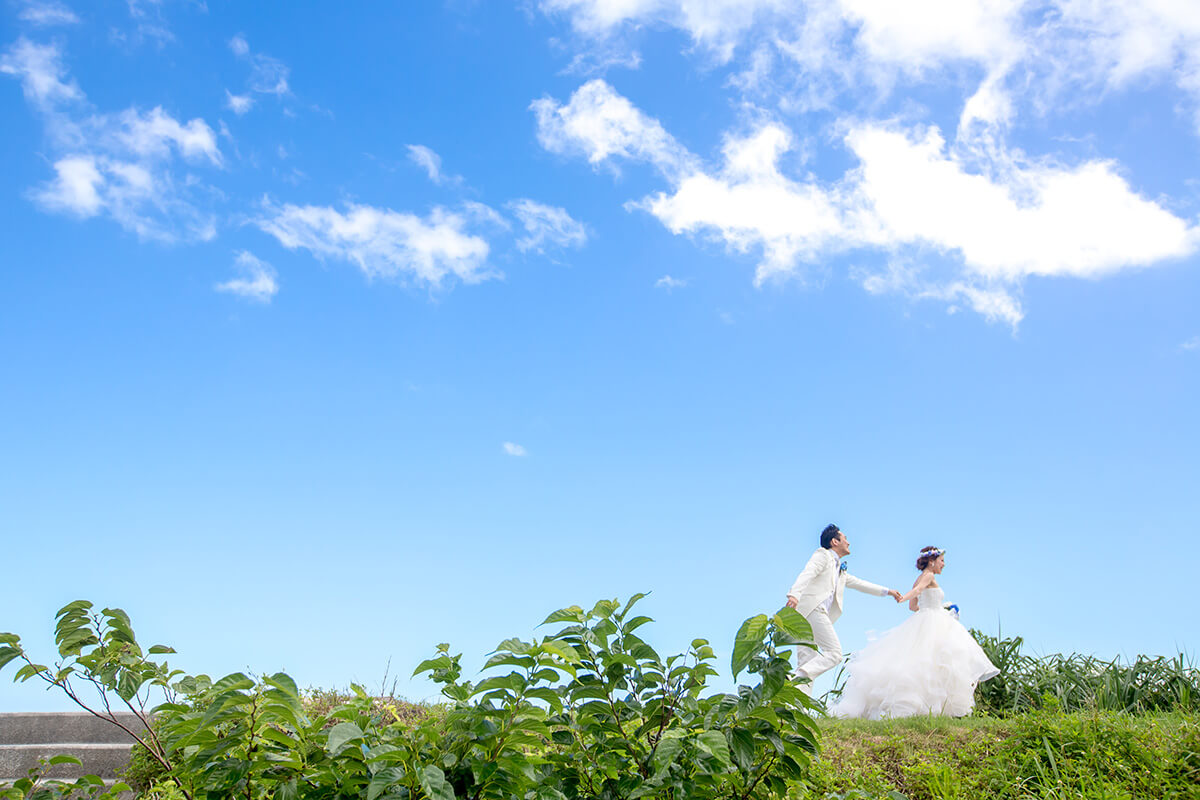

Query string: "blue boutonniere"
[[839, 561, 848, 574]]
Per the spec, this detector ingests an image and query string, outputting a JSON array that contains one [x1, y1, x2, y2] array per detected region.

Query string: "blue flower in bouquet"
[[944, 603, 960, 619]]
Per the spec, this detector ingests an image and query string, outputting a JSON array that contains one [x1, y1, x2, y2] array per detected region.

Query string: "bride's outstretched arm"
[[898, 572, 935, 607]]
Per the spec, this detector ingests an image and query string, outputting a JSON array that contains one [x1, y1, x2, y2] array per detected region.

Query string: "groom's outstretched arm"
[[845, 574, 902, 601]]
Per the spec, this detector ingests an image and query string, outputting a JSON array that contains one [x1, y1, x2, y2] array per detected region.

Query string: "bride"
[[827, 546, 999, 719]]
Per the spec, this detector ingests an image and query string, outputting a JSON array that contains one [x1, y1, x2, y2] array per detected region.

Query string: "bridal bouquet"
[[943, 603, 960, 619]]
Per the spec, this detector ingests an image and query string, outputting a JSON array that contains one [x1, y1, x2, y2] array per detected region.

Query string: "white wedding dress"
[[828, 586, 999, 720]]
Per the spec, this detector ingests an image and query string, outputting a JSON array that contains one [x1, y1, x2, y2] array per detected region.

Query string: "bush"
[[2, 596, 823, 800]]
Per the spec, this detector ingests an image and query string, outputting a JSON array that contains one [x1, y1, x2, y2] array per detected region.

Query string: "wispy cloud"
[[0, 37, 82, 108], [216, 251, 279, 303], [502, 442, 528, 457], [539, 1, 1200, 136], [405, 144, 462, 186], [255, 199, 497, 288], [1180, 336, 1200, 352], [3, 39, 222, 242], [655, 275, 687, 290], [18, 1, 80, 27], [121, 0, 174, 47], [225, 34, 290, 113], [508, 199, 587, 253]]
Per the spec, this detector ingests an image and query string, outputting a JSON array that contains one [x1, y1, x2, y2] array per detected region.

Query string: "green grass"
[[970, 631, 1200, 715], [800, 710, 1200, 800]]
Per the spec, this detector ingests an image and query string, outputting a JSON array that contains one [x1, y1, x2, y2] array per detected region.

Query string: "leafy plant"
[[3, 596, 824, 800], [0, 756, 130, 800]]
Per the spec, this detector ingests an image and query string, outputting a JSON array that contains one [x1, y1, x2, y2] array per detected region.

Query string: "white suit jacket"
[[787, 548, 890, 622]]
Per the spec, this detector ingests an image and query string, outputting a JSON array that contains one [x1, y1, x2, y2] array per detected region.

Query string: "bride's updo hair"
[[916, 546, 942, 571]]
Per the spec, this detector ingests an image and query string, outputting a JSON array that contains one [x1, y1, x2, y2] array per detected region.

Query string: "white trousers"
[[794, 607, 843, 682]]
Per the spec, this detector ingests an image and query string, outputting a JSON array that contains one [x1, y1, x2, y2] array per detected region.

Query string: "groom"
[[786, 524, 901, 692]]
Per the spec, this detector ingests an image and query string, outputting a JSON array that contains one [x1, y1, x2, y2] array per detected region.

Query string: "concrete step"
[[0, 743, 135, 781], [0, 712, 147, 746]]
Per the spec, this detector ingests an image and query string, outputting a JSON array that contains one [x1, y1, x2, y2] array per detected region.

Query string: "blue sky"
[[1, 0, 1198, 710]]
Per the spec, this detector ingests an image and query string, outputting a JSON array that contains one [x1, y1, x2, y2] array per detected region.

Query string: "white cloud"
[[508, 199, 588, 253], [640, 124, 845, 284], [256, 200, 495, 287], [228, 35, 250, 57], [18, 2, 80, 26], [0, 38, 82, 108], [32, 155, 103, 216], [534, 81, 1200, 326], [844, 123, 1197, 282], [225, 90, 254, 115], [4, 39, 222, 242], [115, 106, 222, 165], [406, 144, 460, 185], [655, 274, 687, 289], [29, 151, 218, 242], [532, 79, 695, 179], [216, 251, 279, 302], [1180, 336, 1200, 352], [837, 0, 1024, 75], [502, 442, 528, 457]]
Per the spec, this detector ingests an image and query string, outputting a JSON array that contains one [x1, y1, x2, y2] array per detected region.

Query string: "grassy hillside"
[[801, 710, 1199, 800]]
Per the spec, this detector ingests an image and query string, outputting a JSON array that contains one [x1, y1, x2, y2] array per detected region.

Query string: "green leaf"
[[731, 614, 769, 678], [695, 730, 732, 769], [492, 637, 530, 655], [55, 600, 93, 618], [483, 652, 536, 670], [472, 672, 525, 696], [541, 606, 584, 625], [147, 644, 176, 654], [772, 607, 813, 644], [412, 655, 453, 676], [13, 663, 47, 682], [275, 778, 300, 800], [419, 765, 455, 800], [265, 671, 300, 698], [368, 767, 407, 800], [326, 721, 365, 754], [651, 729, 686, 777], [47, 755, 83, 766], [0, 646, 22, 670], [539, 639, 581, 663], [728, 728, 756, 773], [619, 592, 649, 619], [525, 686, 563, 712], [589, 599, 618, 619]]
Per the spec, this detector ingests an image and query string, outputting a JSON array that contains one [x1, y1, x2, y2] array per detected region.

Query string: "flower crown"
[[919, 548, 944, 559]]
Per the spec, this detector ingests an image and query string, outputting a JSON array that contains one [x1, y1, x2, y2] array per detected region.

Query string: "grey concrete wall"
[[0, 712, 144, 783]]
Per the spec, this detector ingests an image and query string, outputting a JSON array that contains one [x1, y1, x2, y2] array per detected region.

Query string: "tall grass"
[[970, 629, 1200, 715]]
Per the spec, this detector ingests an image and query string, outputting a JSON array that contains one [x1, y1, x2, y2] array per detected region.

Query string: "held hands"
[[887, 589, 903, 602]]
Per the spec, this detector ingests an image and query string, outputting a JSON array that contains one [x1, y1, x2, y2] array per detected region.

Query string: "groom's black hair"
[[820, 524, 841, 549]]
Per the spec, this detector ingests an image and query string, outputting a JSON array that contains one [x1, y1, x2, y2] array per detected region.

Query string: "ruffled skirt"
[[828, 609, 999, 719]]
